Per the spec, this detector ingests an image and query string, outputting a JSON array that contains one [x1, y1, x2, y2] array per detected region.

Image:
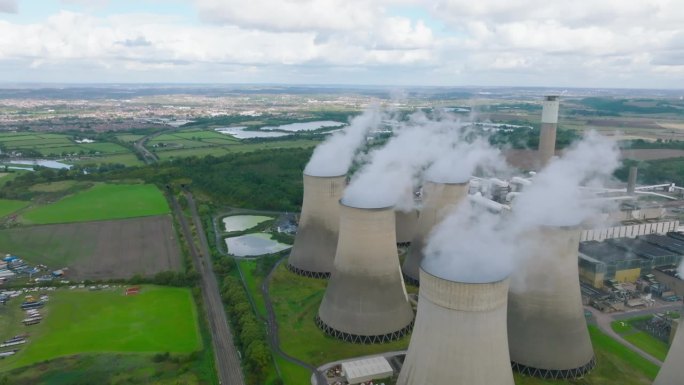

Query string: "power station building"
[[316, 202, 414, 343], [287, 173, 346, 278], [397, 267, 514, 385], [402, 180, 469, 285], [654, 318, 684, 385], [508, 226, 596, 379], [579, 233, 684, 289]]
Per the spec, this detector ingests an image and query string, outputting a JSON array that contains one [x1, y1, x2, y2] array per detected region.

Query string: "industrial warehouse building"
[[579, 233, 684, 289], [341, 357, 394, 385]]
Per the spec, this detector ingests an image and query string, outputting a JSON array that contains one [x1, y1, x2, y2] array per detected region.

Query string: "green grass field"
[[69, 153, 144, 167], [0, 132, 133, 157], [0, 199, 29, 217], [0, 286, 201, 371], [611, 318, 670, 361], [21, 183, 170, 224]]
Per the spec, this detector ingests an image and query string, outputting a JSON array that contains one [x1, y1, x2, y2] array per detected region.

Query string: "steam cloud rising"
[[423, 131, 622, 283], [343, 110, 502, 210], [304, 108, 381, 177]]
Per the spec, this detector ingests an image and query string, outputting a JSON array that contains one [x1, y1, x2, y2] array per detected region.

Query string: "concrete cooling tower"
[[538, 95, 560, 168], [397, 267, 514, 385], [654, 318, 684, 385], [287, 173, 346, 279], [316, 202, 414, 343], [508, 226, 595, 379], [395, 209, 419, 245], [402, 181, 469, 285]]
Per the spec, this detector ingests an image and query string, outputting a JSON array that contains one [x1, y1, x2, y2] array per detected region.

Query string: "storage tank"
[[316, 202, 414, 343], [402, 181, 469, 285], [508, 226, 595, 379], [654, 318, 684, 385], [287, 173, 346, 278], [538, 95, 560, 168], [396, 267, 514, 385]]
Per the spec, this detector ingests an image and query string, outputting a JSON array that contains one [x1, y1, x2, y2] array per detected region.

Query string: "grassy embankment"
[[0, 199, 29, 218]]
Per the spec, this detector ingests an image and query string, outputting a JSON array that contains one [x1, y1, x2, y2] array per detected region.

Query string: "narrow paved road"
[[169, 189, 245, 385], [586, 306, 663, 366], [133, 132, 159, 164], [260, 256, 328, 385]]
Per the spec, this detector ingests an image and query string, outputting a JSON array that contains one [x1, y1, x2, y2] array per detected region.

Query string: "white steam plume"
[[304, 107, 381, 177], [342, 111, 465, 209], [425, 137, 506, 184], [423, 131, 621, 283]]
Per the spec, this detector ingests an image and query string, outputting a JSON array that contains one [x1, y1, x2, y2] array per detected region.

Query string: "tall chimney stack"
[[627, 166, 638, 195], [538, 95, 560, 168]]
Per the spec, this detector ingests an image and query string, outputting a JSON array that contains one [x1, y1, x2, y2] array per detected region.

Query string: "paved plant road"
[[586, 306, 663, 366], [169, 189, 245, 385]]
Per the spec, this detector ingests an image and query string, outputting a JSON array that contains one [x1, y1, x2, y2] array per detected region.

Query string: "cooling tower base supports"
[[286, 263, 330, 279], [511, 357, 596, 380], [315, 316, 413, 344]]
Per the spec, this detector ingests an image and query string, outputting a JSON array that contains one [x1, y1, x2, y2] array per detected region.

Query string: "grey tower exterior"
[[402, 181, 469, 285], [287, 173, 346, 279], [397, 268, 515, 385], [508, 226, 595, 379], [627, 166, 638, 195], [654, 318, 684, 385], [316, 202, 414, 343], [538, 95, 560, 168], [395, 209, 419, 245]]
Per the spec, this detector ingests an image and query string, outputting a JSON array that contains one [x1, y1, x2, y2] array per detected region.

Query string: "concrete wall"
[[317, 203, 414, 337], [653, 270, 684, 297], [397, 269, 514, 385], [395, 209, 419, 244], [655, 318, 684, 385], [615, 268, 642, 283], [402, 181, 468, 283], [288, 174, 346, 276], [508, 226, 595, 375], [579, 269, 605, 289]]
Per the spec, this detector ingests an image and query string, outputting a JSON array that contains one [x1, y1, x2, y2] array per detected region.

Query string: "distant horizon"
[[1, 1, 682, 89], [0, 82, 683, 92]]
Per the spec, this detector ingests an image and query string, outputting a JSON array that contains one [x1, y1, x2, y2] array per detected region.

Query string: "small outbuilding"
[[341, 356, 393, 385]]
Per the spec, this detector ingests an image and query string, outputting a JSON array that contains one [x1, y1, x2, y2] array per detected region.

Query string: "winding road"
[[261, 256, 328, 385]]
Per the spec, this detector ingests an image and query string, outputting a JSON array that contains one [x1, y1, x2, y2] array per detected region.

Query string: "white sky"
[[0, 0, 683, 88]]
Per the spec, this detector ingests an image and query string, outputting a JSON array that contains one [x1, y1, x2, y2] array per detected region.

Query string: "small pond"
[[260, 121, 345, 132], [225, 233, 291, 257], [222, 215, 272, 232]]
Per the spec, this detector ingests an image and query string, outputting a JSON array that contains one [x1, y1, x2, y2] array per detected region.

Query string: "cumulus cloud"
[[0, 0, 17, 13], [0, 0, 682, 85]]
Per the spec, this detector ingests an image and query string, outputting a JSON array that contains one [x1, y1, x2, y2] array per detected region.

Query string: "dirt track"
[[0, 215, 182, 280]]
